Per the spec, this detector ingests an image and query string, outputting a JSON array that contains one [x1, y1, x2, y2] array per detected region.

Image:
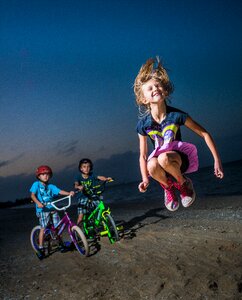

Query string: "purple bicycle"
[[30, 195, 89, 257]]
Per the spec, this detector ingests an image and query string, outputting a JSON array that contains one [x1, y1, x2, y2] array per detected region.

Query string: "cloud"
[[0, 153, 24, 169], [94, 151, 140, 184], [95, 145, 106, 153], [0, 173, 34, 202], [52, 151, 141, 194], [54, 140, 79, 157], [0, 160, 11, 168]]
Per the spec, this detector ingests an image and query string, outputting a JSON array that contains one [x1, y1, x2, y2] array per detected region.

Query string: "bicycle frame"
[[45, 196, 73, 235], [46, 210, 76, 240], [83, 198, 119, 243], [81, 180, 121, 244], [85, 200, 110, 227]]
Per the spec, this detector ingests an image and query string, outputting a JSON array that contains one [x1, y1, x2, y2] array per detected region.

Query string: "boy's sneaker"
[[176, 176, 196, 207], [67, 241, 75, 250], [160, 178, 179, 212], [58, 241, 69, 253], [36, 248, 45, 260]]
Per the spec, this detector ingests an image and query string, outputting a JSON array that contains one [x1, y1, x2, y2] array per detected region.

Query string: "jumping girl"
[[134, 57, 224, 211]]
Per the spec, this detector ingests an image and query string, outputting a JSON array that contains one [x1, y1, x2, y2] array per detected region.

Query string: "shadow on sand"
[[116, 207, 170, 240]]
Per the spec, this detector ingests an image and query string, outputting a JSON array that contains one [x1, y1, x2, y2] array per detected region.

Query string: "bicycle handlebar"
[[45, 195, 72, 211], [92, 178, 114, 189], [86, 178, 114, 196]]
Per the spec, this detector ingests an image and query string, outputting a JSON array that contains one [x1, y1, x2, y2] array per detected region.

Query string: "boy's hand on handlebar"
[[138, 181, 149, 193], [37, 202, 44, 208], [69, 191, 75, 196], [106, 177, 113, 182], [76, 185, 84, 191]]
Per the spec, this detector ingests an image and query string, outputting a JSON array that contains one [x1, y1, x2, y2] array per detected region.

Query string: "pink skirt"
[[148, 140, 199, 174]]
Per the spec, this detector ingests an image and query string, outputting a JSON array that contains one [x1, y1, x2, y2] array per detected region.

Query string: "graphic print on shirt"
[[39, 184, 53, 203], [80, 179, 93, 189], [147, 123, 179, 148]]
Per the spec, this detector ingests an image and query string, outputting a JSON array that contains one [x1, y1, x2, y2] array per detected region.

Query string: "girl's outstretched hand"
[[214, 161, 224, 179], [138, 181, 149, 193]]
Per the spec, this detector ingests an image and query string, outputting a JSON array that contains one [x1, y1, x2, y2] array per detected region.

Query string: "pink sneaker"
[[176, 176, 196, 207], [160, 178, 179, 212]]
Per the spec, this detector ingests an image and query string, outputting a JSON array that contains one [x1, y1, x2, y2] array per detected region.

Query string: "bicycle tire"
[[71, 225, 89, 257], [30, 225, 41, 253], [103, 213, 119, 244], [30, 225, 52, 255]]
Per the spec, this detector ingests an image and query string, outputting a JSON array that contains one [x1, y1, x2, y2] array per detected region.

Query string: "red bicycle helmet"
[[36, 165, 53, 178]]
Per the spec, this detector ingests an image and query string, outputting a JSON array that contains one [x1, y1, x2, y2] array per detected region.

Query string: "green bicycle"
[[82, 179, 121, 244]]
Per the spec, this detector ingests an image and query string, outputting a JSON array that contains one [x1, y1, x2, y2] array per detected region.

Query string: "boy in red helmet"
[[30, 165, 74, 259]]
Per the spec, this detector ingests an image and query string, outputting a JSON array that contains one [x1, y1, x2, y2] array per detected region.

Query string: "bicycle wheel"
[[30, 226, 53, 255], [30, 225, 41, 253], [71, 225, 89, 257], [103, 213, 119, 244]]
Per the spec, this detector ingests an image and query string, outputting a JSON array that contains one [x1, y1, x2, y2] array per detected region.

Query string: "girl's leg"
[[147, 157, 179, 212], [147, 157, 169, 187], [158, 151, 195, 207], [157, 151, 185, 184]]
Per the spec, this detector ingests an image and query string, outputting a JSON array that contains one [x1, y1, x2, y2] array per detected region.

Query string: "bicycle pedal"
[[117, 225, 124, 231], [58, 244, 69, 253], [60, 247, 69, 253]]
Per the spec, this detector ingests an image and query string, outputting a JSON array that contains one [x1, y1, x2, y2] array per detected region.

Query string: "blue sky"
[[0, 0, 242, 202]]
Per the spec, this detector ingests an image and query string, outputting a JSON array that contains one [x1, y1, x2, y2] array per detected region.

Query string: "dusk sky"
[[1, 0, 242, 202]]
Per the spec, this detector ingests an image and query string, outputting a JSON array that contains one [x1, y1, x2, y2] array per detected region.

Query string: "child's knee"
[[158, 153, 171, 168], [147, 159, 159, 175]]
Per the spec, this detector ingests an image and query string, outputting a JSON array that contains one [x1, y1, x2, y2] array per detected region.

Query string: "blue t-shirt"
[[136, 105, 188, 147], [30, 181, 61, 213]]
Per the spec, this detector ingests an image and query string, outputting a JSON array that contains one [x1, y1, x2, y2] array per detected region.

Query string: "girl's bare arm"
[[185, 116, 224, 178], [138, 134, 150, 191]]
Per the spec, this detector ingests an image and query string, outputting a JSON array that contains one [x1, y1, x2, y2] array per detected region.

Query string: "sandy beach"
[[0, 188, 242, 300]]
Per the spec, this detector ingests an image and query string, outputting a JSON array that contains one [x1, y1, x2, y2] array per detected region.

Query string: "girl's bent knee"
[[147, 160, 159, 175], [158, 153, 171, 168]]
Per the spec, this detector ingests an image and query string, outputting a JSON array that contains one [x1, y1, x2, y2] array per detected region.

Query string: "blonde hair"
[[134, 57, 174, 115]]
